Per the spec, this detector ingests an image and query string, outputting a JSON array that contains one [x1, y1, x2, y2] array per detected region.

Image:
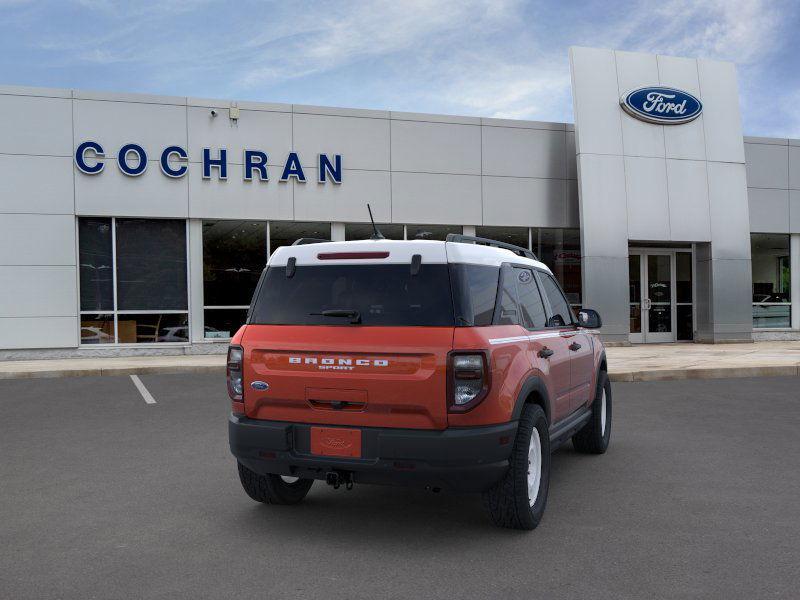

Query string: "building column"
[[188, 219, 205, 344], [331, 222, 345, 241], [792, 234, 800, 331]]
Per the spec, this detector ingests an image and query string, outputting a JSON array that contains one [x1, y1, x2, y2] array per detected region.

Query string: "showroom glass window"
[[751, 234, 791, 328], [269, 221, 331, 255], [78, 218, 188, 344], [203, 221, 267, 339], [199, 221, 332, 340], [476, 226, 529, 253], [345, 223, 404, 240], [406, 224, 463, 241], [532, 228, 582, 310]]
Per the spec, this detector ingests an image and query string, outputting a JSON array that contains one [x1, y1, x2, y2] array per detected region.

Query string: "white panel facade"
[[666, 159, 711, 242], [571, 47, 751, 342], [187, 106, 292, 167], [0, 94, 73, 156], [482, 127, 566, 179], [0, 316, 78, 350], [745, 142, 790, 189], [569, 47, 624, 156], [3, 50, 795, 353], [482, 176, 567, 227], [76, 164, 189, 218], [790, 146, 800, 190], [748, 188, 790, 233], [391, 120, 481, 175], [616, 51, 665, 159], [575, 153, 629, 257], [624, 156, 670, 240], [294, 169, 390, 222], [187, 168, 293, 220], [74, 98, 188, 159], [293, 113, 390, 172], [791, 190, 800, 233], [0, 155, 74, 214], [697, 59, 746, 164], [0, 214, 75, 265], [657, 55, 707, 161], [391, 172, 482, 224], [0, 266, 76, 317]]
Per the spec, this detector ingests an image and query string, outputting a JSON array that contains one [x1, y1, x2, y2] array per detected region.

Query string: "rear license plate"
[[310, 427, 362, 458]]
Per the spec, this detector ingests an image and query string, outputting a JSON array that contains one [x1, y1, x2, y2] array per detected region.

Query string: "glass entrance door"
[[629, 249, 694, 343]]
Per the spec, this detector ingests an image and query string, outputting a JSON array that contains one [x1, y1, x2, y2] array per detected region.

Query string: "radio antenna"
[[367, 204, 385, 240]]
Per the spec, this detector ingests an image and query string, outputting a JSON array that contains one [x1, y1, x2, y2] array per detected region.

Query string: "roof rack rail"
[[445, 233, 538, 261], [292, 238, 331, 246]]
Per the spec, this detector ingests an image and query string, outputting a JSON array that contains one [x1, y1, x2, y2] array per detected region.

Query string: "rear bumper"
[[229, 414, 517, 493]]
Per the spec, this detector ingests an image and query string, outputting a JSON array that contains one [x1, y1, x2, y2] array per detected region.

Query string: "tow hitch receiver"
[[325, 470, 354, 490]]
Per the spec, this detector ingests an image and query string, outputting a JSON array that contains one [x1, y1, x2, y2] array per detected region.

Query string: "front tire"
[[237, 462, 314, 505], [483, 404, 550, 530], [572, 371, 612, 454]]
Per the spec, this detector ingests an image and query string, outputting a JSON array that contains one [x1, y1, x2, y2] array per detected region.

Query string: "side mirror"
[[577, 309, 602, 329]]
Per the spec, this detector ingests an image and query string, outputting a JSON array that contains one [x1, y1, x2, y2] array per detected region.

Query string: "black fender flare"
[[511, 376, 551, 424]]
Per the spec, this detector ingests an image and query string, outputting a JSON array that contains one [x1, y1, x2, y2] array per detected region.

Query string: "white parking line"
[[130, 375, 156, 404]]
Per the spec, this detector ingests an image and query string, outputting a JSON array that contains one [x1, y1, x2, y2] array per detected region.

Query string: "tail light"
[[227, 345, 244, 401], [447, 351, 490, 412]]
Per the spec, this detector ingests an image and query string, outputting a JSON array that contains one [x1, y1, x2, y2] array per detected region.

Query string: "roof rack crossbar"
[[445, 233, 538, 261], [292, 238, 331, 246]]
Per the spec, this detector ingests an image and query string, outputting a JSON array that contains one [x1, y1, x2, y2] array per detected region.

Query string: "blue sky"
[[2, 0, 799, 136]]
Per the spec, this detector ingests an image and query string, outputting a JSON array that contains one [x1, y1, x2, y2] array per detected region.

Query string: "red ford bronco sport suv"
[[228, 234, 611, 530]]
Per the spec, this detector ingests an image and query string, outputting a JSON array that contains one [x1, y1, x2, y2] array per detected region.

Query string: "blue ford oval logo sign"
[[250, 381, 269, 391], [620, 87, 702, 125]]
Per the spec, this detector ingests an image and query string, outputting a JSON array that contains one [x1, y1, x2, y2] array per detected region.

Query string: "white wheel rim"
[[280, 475, 300, 484], [527, 429, 542, 506], [600, 389, 607, 436]]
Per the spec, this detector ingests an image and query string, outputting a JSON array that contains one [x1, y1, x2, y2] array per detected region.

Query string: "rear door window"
[[538, 271, 574, 327], [249, 264, 454, 326], [514, 267, 547, 330]]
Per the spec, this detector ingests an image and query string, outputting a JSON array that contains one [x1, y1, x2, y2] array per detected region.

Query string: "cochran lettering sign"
[[74, 141, 342, 184], [620, 87, 702, 125]]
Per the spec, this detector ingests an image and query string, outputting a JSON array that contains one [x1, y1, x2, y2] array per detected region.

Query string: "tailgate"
[[242, 325, 454, 429]]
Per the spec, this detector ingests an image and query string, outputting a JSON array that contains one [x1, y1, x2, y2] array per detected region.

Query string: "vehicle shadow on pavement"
[[222, 447, 586, 541]]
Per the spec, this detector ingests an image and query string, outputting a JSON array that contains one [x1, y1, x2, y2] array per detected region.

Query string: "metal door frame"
[[629, 247, 694, 343]]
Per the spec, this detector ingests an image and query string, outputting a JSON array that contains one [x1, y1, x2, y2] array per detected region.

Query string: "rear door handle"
[[569, 342, 582, 352], [538, 347, 554, 359]]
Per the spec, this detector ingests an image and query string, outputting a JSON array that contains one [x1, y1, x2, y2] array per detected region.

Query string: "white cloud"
[[238, 0, 523, 88]]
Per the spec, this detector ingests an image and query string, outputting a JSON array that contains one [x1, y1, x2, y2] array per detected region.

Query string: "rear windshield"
[[249, 263, 501, 327]]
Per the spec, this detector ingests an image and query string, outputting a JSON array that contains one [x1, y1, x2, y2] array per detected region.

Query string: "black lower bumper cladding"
[[229, 415, 518, 493]]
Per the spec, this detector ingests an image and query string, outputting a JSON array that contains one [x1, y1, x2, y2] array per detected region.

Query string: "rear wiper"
[[310, 309, 362, 324]]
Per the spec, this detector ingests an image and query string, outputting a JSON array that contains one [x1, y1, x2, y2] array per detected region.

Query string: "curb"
[[0, 364, 798, 382], [609, 365, 800, 382], [0, 364, 226, 381]]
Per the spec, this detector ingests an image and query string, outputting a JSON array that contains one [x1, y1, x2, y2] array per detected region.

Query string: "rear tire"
[[237, 462, 314, 505], [483, 404, 550, 530], [572, 371, 612, 454]]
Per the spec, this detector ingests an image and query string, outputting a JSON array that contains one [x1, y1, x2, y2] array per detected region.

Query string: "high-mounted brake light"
[[447, 351, 490, 412], [317, 251, 390, 260], [227, 345, 244, 401]]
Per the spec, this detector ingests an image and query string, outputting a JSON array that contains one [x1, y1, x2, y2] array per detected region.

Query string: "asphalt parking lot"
[[1, 375, 799, 599]]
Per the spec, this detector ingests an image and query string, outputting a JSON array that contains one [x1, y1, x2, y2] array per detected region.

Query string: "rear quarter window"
[[449, 264, 500, 326], [249, 264, 454, 327]]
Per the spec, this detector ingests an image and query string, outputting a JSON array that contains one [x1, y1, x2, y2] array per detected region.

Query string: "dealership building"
[[1, 46, 799, 358]]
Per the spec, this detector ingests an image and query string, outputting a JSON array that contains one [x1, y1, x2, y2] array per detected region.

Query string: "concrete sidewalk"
[[1, 341, 799, 382]]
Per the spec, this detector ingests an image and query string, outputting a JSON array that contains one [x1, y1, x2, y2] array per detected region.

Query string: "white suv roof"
[[268, 238, 550, 272]]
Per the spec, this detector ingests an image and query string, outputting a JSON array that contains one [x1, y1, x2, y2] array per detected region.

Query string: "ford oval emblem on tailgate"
[[250, 381, 269, 391]]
